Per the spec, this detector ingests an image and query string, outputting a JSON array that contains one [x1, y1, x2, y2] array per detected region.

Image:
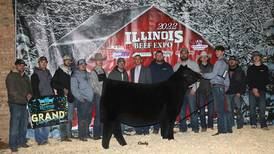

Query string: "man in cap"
[[247, 51, 269, 130], [90, 53, 107, 140], [226, 56, 246, 129], [51, 55, 74, 141], [71, 59, 94, 141], [174, 48, 200, 133], [6, 59, 32, 152], [31, 56, 54, 145], [197, 51, 214, 132], [108, 58, 131, 134], [202, 45, 231, 135], [108, 58, 129, 82]]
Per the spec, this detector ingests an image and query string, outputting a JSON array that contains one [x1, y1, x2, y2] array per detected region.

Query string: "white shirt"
[[134, 65, 141, 83], [118, 68, 124, 81]]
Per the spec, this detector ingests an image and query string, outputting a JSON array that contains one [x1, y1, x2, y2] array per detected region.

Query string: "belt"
[[211, 84, 225, 87]]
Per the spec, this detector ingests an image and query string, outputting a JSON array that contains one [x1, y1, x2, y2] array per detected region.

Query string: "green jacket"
[[5, 69, 32, 104]]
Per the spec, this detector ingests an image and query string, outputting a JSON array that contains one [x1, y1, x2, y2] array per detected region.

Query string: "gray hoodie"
[[71, 69, 94, 103], [203, 57, 230, 90], [90, 66, 107, 96], [31, 67, 54, 98]]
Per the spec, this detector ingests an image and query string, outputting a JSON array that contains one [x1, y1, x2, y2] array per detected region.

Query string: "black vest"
[[94, 69, 106, 82]]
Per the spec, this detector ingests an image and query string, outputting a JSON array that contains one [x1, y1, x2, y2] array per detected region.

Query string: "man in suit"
[[130, 54, 152, 135]]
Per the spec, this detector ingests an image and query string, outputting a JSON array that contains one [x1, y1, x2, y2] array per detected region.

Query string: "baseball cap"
[[63, 55, 72, 60], [252, 51, 262, 57], [229, 56, 238, 61], [38, 56, 48, 62], [77, 59, 87, 65], [14, 59, 27, 66], [117, 58, 125, 64], [215, 45, 225, 51]]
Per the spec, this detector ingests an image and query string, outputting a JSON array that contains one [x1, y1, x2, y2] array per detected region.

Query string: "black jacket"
[[226, 66, 246, 94], [6, 69, 32, 104], [51, 66, 74, 103], [197, 63, 213, 95], [247, 64, 269, 91]]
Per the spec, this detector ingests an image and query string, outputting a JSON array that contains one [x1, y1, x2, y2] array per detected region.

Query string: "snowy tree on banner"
[[164, 0, 274, 65], [16, 16, 39, 76]]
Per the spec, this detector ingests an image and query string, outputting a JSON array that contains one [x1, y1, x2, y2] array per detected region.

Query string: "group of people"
[[5, 45, 270, 152]]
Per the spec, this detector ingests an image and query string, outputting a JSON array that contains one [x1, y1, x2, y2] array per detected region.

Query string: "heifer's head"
[[170, 65, 202, 86]]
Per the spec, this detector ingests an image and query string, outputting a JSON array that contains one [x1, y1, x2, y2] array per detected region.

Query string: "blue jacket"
[[203, 57, 230, 90], [71, 69, 94, 103], [149, 60, 174, 83]]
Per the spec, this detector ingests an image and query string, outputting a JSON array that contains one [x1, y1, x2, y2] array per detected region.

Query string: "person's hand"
[[189, 89, 196, 96], [236, 93, 241, 97], [53, 89, 58, 95], [26, 94, 32, 101], [64, 88, 69, 96], [252, 88, 260, 97], [79, 98, 86, 103]]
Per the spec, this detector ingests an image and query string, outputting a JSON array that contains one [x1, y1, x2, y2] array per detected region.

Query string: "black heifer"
[[100, 65, 201, 149]]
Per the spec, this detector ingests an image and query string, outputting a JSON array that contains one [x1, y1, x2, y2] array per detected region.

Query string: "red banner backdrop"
[[87, 6, 215, 72]]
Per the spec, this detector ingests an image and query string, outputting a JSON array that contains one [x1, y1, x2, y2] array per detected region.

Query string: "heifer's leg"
[[167, 120, 175, 140], [160, 118, 169, 139], [102, 122, 113, 149], [113, 121, 127, 146], [166, 105, 177, 140]]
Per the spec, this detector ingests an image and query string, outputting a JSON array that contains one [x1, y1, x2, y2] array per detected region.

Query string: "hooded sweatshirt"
[[108, 66, 129, 81], [31, 67, 54, 98], [71, 69, 94, 103]]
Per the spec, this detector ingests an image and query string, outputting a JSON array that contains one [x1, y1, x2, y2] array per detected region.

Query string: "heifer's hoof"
[[168, 135, 174, 140], [102, 143, 109, 149], [121, 142, 127, 146]]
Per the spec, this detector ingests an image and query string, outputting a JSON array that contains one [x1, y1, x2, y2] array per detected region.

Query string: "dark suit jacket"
[[130, 65, 152, 84]]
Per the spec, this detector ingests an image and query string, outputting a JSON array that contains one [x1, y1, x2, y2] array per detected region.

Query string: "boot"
[[67, 121, 72, 138]]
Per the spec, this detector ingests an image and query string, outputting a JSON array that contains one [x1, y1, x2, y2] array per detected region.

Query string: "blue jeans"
[[92, 94, 102, 137], [135, 126, 150, 134], [77, 101, 92, 139], [197, 91, 214, 129], [249, 90, 267, 128], [153, 124, 160, 131], [212, 86, 232, 133], [60, 102, 75, 139], [227, 94, 244, 128], [9, 103, 28, 149], [179, 89, 199, 132], [34, 126, 50, 144]]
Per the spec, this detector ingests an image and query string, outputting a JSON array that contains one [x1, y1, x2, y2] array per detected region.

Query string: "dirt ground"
[[1, 126, 274, 154]]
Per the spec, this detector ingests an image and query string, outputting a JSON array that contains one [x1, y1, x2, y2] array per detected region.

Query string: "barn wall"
[[0, 0, 15, 142]]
